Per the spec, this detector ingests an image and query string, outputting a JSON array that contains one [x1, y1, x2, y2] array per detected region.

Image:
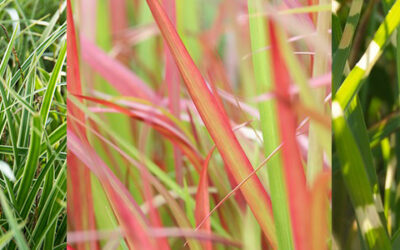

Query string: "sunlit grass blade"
[[332, 0, 363, 94], [334, 0, 400, 110], [332, 101, 391, 249]]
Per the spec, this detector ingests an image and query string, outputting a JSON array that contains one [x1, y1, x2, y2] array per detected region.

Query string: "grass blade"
[[335, 0, 400, 110], [332, 101, 391, 249], [247, 0, 294, 249]]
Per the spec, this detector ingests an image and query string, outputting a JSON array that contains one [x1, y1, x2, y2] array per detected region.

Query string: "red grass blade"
[[144, 0, 276, 245], [67, 2, 98, 249], [195, 146, 216, 250], [68, 130, 157, 250], [162, 0, 183, 189], [269, 20, 310, 250], [109, 0, 128, 43], [73, 94, 204, 172]]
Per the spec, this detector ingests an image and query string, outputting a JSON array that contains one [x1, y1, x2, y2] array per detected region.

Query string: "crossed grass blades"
[[68, 0, 330, 249], [333, 0, 400, 249], [0, 1, 66, 249]]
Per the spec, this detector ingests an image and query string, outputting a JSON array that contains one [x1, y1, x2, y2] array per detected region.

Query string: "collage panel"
[[67, 0, 330, 249], [333, 0, 400, 249], [0, 0, 66, 249], [5, 0, 400, 249]]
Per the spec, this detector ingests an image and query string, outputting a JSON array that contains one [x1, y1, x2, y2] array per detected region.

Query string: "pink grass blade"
[[144, 0, 277, 245], [109, 0, 128, 44], [80, 36, 158, 101]]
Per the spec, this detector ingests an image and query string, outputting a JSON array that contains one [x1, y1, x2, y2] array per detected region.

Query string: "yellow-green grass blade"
[[176, 0, 201, 62], [0, 230, 15, 248], [275, 23, 331, 164], [368, 113, 400, 148], [333, 101, 391, 249], [335, 0, 400, 111]]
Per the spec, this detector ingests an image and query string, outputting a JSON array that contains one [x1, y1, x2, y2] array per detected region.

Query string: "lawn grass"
[[0, 1, 66, 248]]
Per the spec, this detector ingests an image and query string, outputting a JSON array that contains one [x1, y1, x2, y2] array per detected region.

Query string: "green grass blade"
[[39, 41, 67, 126], [0, 23, 20, 168], [247, 0, 293, 249], [335, 0, 400, 110], [30, 162, 66, 248], [0, 190, 28, 249], [16, 114, 41, 208], [333, 101, 391, 249], [10, 23, 66, 88]]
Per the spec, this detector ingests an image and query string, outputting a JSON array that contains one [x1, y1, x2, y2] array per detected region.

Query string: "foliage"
[[67, 0, 330, 249], [333, 0, 400, 249], [0, 0, 66, 249]]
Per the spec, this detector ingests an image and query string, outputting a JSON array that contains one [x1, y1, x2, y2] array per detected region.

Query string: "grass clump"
[[0, 1, 66, 249], [68, 0, 330, 249], [333, 0, 400, 249]]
